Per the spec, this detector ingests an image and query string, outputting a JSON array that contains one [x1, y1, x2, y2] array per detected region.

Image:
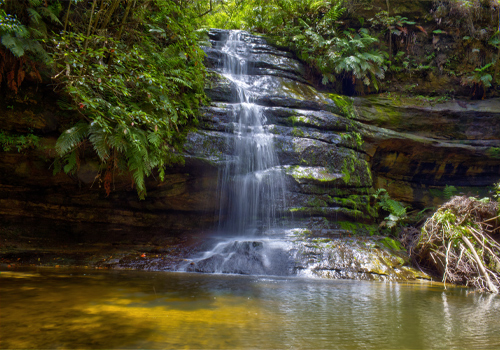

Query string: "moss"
[[278, 80, 325, 101], [337, 155, 372, 187], [487, 147, 500, 159], [331, 194, 378, 219], [328, 94, 355, 119], [306, 197, 328, 208], [268, 125, 282, 135], [293, 206, 371, 221], [291, 127, 305, 137], [291, 228, 312, 237], [286, 115, 312, 127], [336, 221, 379, 236], [377, 237, 405, 252], [286, 166, 341, 183], [312, 238, 331, 244]]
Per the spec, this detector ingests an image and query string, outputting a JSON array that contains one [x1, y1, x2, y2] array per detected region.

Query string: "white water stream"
[[216, 30, 286, 234], [185, 31, 289, 275]]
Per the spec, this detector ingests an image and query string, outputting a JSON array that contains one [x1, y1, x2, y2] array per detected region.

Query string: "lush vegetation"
[[1, 0, 208, 198], [201, 0, 500, 96], [0, 130, 39, 152], [1, 0, 500, 198], [203, 0, 387, 93]]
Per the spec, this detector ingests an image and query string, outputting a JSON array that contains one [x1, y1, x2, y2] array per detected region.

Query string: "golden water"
[[1, 268, 499, 349]]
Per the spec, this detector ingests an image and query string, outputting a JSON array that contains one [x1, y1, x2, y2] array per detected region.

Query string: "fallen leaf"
[[416, 25, 428, 35]]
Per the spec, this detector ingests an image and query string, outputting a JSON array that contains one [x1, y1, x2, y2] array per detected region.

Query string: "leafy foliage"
[[202, 0, 386, 94], [0, 130, 40, 152], [2, 0, 208, 198], [0, 0, 56, 63], [373, 188, 408, 230], [443, 184, 458, 199], [461, 61, 495, 98], [49, 0, 208, 198]]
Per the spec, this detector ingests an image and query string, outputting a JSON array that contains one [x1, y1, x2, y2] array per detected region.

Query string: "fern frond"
[[165, 76, 192, 88], [147, 131, 162, 147], [88, 123, 110, 161], [27, 8, 42, 25], [56, 122, 89, 156], [126, 147, 148, 199], [28, 0, 44, 7], [38, 6, 62, 25], [63, 150, 78, 174], [108, 126, 129, 153], [28, 26, 46, 39], [1, 34, 25, 57]]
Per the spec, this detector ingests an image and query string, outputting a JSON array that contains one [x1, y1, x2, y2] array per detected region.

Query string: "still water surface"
[[1, 269, 499, 349]]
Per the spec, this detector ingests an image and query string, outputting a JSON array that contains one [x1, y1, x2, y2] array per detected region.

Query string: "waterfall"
[[216, 31, 286, 234], [183, 30, 291, 275]]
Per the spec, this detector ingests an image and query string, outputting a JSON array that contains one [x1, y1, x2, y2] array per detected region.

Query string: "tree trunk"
[[387, 0, 392, 62], [63, 0, 72, 32], [100, 0, 122, 31], [84, 0, 98, 52], [116, 0, 135, 40]]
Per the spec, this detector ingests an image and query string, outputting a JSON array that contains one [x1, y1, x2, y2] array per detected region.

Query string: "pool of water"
[[1, 268, 499, 349]]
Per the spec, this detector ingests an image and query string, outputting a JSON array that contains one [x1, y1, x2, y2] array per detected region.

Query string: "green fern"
[[443, 185, 458, 200], [50, 1, 207, 199], [88, 126, 110, 161], [373, 188, 408, 227], [63, 150, 78, 174], [27, 8, 42, 25], [126, 144, 149, 199], [56, 122, 89, 155], [1, 33, 26, 57]]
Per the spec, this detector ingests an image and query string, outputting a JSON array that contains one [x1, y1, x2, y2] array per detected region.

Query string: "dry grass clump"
[[402, 196, 500, 293]]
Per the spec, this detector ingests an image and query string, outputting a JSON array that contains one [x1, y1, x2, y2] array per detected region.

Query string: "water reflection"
[[1, 269, 499, 349]]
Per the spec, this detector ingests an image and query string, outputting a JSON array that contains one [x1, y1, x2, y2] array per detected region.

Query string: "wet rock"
[[181, 230, 430, 282], [289, 233, 430, 281], [204, 73, 239, 103], [185, 239, 293, 276]]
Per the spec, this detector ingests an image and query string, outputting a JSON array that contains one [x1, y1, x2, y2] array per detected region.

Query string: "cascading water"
[[216, 31, 286, 234], [185, 30, 291, 275]]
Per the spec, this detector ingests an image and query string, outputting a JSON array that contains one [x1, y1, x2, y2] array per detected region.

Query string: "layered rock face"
[[0, 87, 220, 234], [354, 96, 500, 207], [189, 29, 376, 226], [191, 29, 500, 222]]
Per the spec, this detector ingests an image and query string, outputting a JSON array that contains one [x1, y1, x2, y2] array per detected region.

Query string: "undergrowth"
[[401, 195, 500, 293]]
